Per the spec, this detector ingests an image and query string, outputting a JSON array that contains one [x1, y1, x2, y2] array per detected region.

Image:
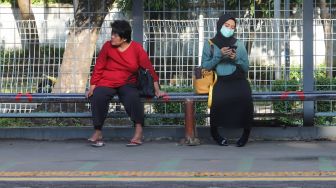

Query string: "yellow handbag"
[[193, 68, 215, 94], [193, 39, 217, 108], [193, 68, 217, 108]]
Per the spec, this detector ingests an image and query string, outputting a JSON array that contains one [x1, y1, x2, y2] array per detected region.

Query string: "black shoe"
[[236, 138, 248, 147], [217, 138, 228, 146], [236, 128, 250, 147]]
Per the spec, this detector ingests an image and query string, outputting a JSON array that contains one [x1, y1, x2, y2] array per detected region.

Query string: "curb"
[[1, 126, 336, 141]]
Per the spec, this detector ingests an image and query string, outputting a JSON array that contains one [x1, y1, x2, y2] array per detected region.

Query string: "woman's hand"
[[228, 50, 236, 60], [220, 47, 231, 56], [221, 47, 236, 60], [154, 82, 166, 97], [86, 85, 96, 98]]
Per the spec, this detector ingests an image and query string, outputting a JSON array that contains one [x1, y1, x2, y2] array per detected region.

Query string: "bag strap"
[[208, 39, 214, 58], [198, 39, 215, 70]]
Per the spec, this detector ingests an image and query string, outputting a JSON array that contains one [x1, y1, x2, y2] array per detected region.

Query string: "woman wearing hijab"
[[201, 14, 253, 147]]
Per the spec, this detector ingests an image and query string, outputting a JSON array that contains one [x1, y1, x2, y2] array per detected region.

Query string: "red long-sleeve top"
[[90, 41, 159, 88]]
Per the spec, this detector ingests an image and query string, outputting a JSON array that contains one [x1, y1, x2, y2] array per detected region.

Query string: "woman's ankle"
[[91, 130, 102, 139], [133, 124, 142, 139]]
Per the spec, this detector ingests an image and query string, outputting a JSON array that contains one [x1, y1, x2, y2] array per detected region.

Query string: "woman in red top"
[[86, 20, 164, 147]]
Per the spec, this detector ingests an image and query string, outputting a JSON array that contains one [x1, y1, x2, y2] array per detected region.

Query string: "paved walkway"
[[1, 139, 336, 183]]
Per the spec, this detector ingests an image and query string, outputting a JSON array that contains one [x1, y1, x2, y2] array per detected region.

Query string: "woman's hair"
[[110, 20, 132, 42]]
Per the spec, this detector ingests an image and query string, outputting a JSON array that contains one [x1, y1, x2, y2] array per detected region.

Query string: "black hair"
[[110, 20, 132, 42]]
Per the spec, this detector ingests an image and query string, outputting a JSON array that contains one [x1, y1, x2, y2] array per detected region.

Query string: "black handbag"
[[137, 68, 155, 98]]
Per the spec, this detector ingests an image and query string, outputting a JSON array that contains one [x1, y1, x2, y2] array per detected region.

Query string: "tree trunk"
[[17, 0, 40, 63], [53, 29, 99, 93], [52, 0, 115, 93], [319, 0, 333, 77], [245, 2, 262, 55], [245, 2, 263, 84]]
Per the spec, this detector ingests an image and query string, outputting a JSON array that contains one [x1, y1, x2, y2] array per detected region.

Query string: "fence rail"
[[1, 18, 334, 91], [1, 18, 336, 125]]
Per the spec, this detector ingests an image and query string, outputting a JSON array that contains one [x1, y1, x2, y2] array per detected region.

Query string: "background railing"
[[2, 18, 329, 91], [1, 15, 336, 126]]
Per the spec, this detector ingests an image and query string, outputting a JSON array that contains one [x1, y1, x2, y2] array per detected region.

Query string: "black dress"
[[210, 66, 254, 130]]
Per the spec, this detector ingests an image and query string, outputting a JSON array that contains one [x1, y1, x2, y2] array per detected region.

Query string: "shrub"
[[271, 79, 302, 126], [314, 77, 336, 125], [151, 86, 208, 126], [271, 77, 336, 126]]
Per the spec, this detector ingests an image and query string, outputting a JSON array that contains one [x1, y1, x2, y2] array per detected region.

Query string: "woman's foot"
[[129, 123, 143, 145], [88, 130, 105, 147], [236, 137, 248, 147], [217, 138, 228, 146], [236, 128, 250, 147], [88, 130, 103, 142], [126, 139, 143, 147], [91, 140, 105, 147]]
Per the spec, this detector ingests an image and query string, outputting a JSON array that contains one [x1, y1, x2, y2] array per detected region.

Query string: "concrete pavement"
[[1, 140, 336, 179], [2, 125, 336, 187]]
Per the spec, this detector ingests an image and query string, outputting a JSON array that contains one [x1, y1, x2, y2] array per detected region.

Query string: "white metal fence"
[[1, 17, 336, 124], [1, 17, 322, 93]]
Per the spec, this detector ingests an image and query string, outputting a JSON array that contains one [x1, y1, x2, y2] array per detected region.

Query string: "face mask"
[[220, 26, 234, 37]]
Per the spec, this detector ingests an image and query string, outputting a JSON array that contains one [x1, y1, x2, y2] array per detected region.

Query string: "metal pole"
[[184, 99, 200, 146], [73, 0, 78, 13], [132, 0, 143, 43], [198, 14, 204, 66], [185, 99, 195, 138], [274, 0, 281, 79], [284, 0, 290, 80], [303, 1, 314, 127]]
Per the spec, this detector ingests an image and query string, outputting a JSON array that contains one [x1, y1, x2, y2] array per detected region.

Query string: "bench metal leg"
[[183, 99, 200, 146]]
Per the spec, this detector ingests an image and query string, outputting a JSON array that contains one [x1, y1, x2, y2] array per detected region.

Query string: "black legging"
[[91, 85, 144, 130]]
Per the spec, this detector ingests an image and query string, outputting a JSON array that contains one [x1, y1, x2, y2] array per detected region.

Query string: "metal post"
[[274, 0, 281, 79], [73, 0, 78, 13], [284, 0, 290, 80], [198, 14, 204, 66], [132, 0, 143, 43], [303, 1, 314, 127], [184, 99, 200, 146]]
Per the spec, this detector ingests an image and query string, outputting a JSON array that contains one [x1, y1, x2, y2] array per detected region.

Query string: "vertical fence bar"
[[198, 14, 204, 66], [132, 0, 143, 43], [274, 0, 281, 80], [303, 1, 314, 127], [284, 0, 291, 80]]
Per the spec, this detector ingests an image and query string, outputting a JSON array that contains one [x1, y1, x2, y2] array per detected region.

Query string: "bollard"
[[183, 99, 200, 146]]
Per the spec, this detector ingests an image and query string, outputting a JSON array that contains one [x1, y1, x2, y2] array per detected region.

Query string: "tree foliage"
[[116, 0, 186, 12], [115, 0, 308, 18], [0, 0, 72, 5]]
